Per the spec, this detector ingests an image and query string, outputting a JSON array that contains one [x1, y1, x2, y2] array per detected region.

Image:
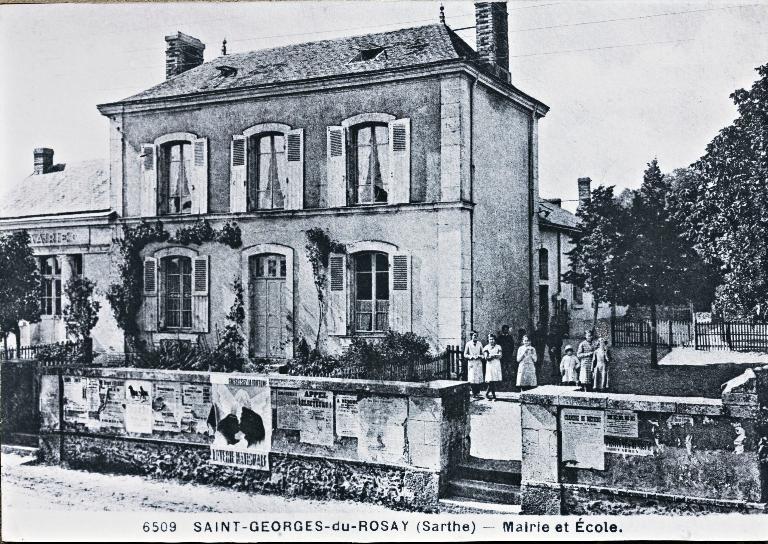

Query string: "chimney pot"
[[578, 177, 592, 208], [165, 32, 205, 79], [474, 2, 510, 80], [34, 148, 54, 175]]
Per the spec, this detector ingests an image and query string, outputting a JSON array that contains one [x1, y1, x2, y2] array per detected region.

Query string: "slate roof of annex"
[[0, 160, 110, 219], [113, 24, 482, 103], [538, 198, 579, 231]]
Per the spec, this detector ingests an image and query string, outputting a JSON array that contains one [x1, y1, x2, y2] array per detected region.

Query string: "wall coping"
[[46, 367, 468, 398], [520, 385, 725, 415]]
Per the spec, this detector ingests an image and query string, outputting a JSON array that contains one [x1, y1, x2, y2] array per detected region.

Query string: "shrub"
[[36, 342, 85, 366]]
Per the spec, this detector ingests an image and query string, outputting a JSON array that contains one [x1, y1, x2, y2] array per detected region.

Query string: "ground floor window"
[[39, 256, 61, 316], [353, 251, 389, 332], [161, 256, 192, 329]]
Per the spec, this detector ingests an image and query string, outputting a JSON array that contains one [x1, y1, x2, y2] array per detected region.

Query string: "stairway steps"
[[439, 497, 521, 514], [448, 478, 521, 504]]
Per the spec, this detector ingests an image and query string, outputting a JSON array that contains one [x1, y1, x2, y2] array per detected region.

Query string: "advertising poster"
[[335, 394, 360, 438], [62, 376, 88, 425], [357, 396, 408, 464], [180, 383, 213, 435], [275, 389, 300, 431], [152, 382, 183, 432], [561, 408, 605, 470], [39, 374, 60, 431], [605, 410, 639, 438], [97, 379, 126, 432], [298, 390, 334, 446], [124, 379, 153, 434], [605, 437, 654, 456], [210, 375, 271, 470]]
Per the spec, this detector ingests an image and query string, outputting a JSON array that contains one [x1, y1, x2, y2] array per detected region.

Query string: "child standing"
[[559, 345, 579, 386], [483, 333, 502, 401], [592, 338, 611, 391]]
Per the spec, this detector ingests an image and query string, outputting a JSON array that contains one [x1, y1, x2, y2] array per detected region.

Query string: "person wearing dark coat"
[[496, 325, 516, 383]]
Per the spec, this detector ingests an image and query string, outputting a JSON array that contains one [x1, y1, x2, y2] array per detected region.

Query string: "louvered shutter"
[[285, 128, 304, 210], [327, 253, 347, 336], [230, 135, 247, 213], [388, 118, 411, 204], [191, 137, 208, 214], [192, 255, 209, 333], [142, 257, 158, 332], [389, 253, 412, 332], [326, 126, 347, 207], [140, 144, 157, 217]]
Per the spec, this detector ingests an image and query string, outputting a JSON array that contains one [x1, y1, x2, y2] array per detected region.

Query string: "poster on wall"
[[298, 390, 334, 446], [605, 437, 654, 456], [561, 408, 605, 470], [152, 382, 183, 432], [357, 396, 408, 464], [124, 379, 153, 434], [605, 410, 638, 438], [97, 379, 126, 431], [210, 375, 271, 470], [62, 376, 89, 425], [275, 389, 300, 431], [335, 394, 360, 438], [39, 374, 60, 431], [181, 383, 213, 436]]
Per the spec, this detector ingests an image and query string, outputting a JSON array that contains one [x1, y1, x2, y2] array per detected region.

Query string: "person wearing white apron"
[[483, 334, 503, 401], [463, 331, 484, 399], [516, 335, 538, 391]]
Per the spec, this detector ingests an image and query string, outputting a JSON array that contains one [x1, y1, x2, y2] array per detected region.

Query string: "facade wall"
[[118, 78, 442, 217], [135, 207, 469, 353], [471, 84, 535, 339]]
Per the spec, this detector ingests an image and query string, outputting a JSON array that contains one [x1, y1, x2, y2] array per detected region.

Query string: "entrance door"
[[249, 254, 287, 358], [538, 285, 550, 327]]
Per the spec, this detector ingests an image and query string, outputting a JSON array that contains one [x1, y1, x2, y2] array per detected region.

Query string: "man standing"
[[463, 331, 484, 399], [547, 314, 564, 382], [532, 320, 547, 379], [497, 325, 516, 384]]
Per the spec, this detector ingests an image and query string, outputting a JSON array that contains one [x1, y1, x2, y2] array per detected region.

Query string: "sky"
[[1, 0, 766, 211]]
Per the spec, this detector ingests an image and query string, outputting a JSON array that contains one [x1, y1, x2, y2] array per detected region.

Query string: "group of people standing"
[[463, 326, 612, 398], [559, 329, 611, 391]]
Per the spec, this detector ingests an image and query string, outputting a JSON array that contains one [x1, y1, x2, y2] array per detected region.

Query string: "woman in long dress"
[[516, 335, 538, 391], [483, 334, 502, 400], [577, 330, 596, 392], [463, 330, 484, 399]]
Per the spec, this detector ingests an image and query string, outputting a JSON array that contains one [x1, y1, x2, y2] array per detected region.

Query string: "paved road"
[[1, 453, 393, 514], [469, 395, 522, 461]]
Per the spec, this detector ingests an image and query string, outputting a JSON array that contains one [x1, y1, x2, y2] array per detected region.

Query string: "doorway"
[[249, 254, 287, 358]]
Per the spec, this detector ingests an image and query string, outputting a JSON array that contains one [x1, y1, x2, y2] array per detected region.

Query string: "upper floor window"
[[230, 125, 304, 213], [326, 115, 411, 208], [539, 248, 549, 281], [140, 133, 208, 218], [248, 133, 286, 211], [158, 142, 193, 215], [352, 124, 389, 205]]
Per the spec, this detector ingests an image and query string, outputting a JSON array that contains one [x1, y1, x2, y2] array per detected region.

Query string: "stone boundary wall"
[[38, 367, 470, 512], [520, 365, 768, 515]]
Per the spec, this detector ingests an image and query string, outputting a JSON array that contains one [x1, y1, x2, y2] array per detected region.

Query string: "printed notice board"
[[298, 389, 334, 446], [561, 408, 605, 470], [605, 410, 638, 438]]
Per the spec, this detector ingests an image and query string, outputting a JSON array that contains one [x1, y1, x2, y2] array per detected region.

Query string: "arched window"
[[352, 124, 389, 204], [161, 255, 192, 329], [539, 248, 549, 281], [248, 133, 286, 211], [353, 251, 390, 332], [158, 141, 193, 215]]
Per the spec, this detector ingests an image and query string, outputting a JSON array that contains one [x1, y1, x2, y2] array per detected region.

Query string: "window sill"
[[153, 331, 199, 342]]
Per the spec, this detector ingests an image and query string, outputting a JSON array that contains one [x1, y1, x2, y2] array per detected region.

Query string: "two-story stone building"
[[92, 2, 549, 358]]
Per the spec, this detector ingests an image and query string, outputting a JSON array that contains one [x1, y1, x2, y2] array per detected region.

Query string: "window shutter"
[[388, 118, 411, 204], [192, 255, 209, 333], [389, 253, 412, 332], [140, 144, 157, 217], [285, 128, 304, 210], [142, 257, 158, 332], [230, 135, 247, 213], [191, 137, 208, 214], [327, 253, 347, 336], [326, 126, 347, 208]]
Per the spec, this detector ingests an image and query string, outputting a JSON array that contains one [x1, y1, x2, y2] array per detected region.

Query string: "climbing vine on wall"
[[106, 218, 242, 348], [304, 227, 345, 353]]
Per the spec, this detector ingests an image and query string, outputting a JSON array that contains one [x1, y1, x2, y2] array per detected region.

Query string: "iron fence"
[[1, 340, 82, 364]]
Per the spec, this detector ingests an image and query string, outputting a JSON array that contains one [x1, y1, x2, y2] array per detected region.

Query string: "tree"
[[681, 64, 768, 320], [63, 276, 101, 362], [0, 231, 41, 353], [563, 185, 627, 328], [618, 159, 708, 364]]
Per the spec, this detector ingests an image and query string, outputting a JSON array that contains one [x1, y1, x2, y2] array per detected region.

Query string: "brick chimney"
[[34, 148, 54, 175], [475, 2, 510, 80], [577, 177, 592, 209], [165, 32, 205, 79]]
